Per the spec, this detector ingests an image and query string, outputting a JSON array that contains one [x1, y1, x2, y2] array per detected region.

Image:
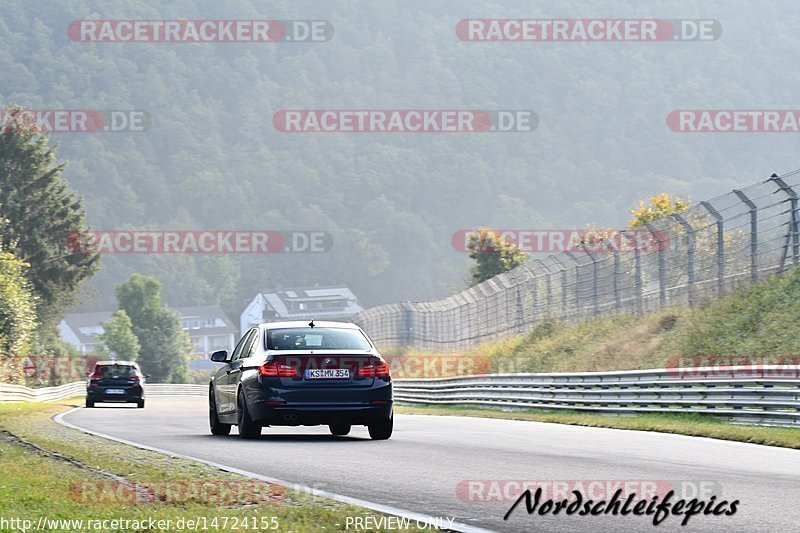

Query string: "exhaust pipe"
[[283, 413, 298, 422]]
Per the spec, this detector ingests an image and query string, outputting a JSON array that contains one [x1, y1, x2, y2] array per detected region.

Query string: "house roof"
[[60, 311, 113, 345], [174, 305, 237, 336], [261, 286, 362, 319]]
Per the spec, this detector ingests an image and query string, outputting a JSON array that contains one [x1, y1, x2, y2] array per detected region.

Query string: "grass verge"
[[395, 404, 800, 449], [0, 399, 427, 532]]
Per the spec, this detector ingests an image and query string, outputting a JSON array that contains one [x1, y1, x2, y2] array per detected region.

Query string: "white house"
[[59, 305, 237, 358], [176, 305, 237, 357], [240, 286, 363, 335], [57, 311, 113, 355]]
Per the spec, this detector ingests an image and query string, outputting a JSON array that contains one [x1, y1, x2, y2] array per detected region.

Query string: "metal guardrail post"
[[733, 189, 758, 283], [700, 201, 725, 296], [770, 173, 799, 269], [644, 222, 666, 307], [672, 213, 696, 306]]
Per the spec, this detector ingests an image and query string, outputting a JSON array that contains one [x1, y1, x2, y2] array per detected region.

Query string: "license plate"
[[305, 369, 349, 379], [105, 389, 125, 394]]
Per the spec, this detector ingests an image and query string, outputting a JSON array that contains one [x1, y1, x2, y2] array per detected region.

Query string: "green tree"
[[0, 107, 100, 323], [115, 274, 189, 382], [467, 228, 528, 286], [0, 251, 37, 383], [98, 310, 140, 362]]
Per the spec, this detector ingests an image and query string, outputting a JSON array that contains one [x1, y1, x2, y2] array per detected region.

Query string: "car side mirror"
[[144, 374, 151, 379], [210, 350, 229, 363]]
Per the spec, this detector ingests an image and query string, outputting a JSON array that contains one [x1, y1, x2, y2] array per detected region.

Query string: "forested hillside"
[[1, 0, 798, 316]]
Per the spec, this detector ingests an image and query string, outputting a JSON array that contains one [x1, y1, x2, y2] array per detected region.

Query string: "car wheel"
[[136, 400, 145, 409], [209, 389, 231, 436], [368, 414, 393, 440], [237, 390, 261, 439], [329, 423, 351, 436], [85, 399, 94, 408]]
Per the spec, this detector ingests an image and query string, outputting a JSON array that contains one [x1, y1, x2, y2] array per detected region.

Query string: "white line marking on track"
[[54, 407, 495, 533]]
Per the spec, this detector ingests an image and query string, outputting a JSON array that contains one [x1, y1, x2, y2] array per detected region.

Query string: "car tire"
[[136, 400, 145, 409], [368, 414, 393, 440], [85, 399, 94, 408], [237, 390, 261, 439], [329, 423, 351, 436], [209, 389, 231, 436]]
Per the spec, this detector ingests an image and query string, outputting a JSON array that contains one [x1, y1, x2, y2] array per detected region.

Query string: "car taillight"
[[259, 361, 298, 378], [357, 360, 391, 379], [89, 372, 102, 380]]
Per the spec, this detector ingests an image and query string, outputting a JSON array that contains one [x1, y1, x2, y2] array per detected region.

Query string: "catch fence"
[[352, 171, 800, 351]]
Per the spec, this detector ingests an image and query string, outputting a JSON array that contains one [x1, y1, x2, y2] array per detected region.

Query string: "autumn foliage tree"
[[629, 193, 690, 229], [467, 228, 528, 286]]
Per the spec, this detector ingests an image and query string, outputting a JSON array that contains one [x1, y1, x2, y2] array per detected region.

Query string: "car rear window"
[[96, 364, 137, 378], [266, 328, 371, 350]]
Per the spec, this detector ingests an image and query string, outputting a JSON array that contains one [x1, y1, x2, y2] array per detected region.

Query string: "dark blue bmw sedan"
[[209, 321, 393, 439]]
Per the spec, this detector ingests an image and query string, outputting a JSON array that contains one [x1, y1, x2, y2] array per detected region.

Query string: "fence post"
[[733, 189, 758, 282], [582, 245, 600, 318], [770, 173, 799, 270], [700, 201, 725, 296], [644, 222, 666, 307], [564, 252, 580, 317], [553, 255, 570, 318], [672, 213, 696, 306], [544, 263, 553, 318], [634, 240, 643, 314], [613, 246, 621, 313], [400, 302, 414, 347]]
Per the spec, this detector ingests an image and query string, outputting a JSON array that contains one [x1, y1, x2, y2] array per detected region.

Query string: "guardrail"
[[0, 382, 207, 402], [393, 365, 800, 427], [2, 368, 798, 427]]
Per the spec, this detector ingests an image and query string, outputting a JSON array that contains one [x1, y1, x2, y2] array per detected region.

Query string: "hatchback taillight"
[[259, 361, 298, 378], [356, 360, 391, 379]]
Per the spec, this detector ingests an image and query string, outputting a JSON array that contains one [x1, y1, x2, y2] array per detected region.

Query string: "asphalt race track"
[[61, 397, 800, 533]]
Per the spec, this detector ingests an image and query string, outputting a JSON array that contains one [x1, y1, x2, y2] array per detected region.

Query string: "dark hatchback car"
[[209, 321, 393, 439], [85, 361, 146, 408]]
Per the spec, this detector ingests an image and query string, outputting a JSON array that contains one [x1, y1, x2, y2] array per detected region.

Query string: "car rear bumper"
[[249, 402, 392, 425], [245, 378, 393, 425], [87, 386, 144, 402]]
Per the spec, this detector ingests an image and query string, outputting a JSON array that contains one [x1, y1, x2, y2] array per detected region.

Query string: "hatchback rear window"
[[95, 364, 137, 377], [266, 328, 371, 350]]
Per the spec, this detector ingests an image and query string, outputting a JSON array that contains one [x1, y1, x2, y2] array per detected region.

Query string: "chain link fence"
[[352, 170, 800, 351]]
